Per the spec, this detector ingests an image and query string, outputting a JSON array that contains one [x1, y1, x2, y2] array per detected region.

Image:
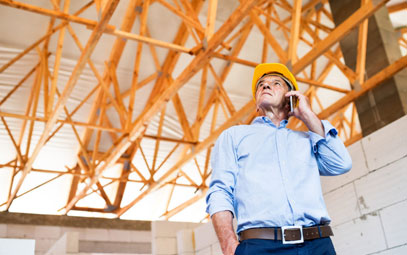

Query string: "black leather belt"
[[239, 225, 333, 244]]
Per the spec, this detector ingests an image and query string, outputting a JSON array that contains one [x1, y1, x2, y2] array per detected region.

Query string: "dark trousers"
[[235, 237, 336, 255]]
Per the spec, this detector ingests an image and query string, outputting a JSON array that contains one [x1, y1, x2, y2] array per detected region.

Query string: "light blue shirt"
[[206, 116, 352, 234]]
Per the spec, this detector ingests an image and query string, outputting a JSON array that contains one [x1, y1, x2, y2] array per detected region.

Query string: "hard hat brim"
[[252, 63, 298, 101]]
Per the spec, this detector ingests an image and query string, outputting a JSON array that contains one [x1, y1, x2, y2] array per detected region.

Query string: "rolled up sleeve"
[[308, 120, 352, 176], [206, 129, 239, 217]]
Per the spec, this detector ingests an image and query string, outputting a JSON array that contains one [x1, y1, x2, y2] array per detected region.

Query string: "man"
[[206, 63, 352, 255]]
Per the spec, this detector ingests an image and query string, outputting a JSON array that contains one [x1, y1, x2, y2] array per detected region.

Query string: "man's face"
[[255, 75, 290, 110]]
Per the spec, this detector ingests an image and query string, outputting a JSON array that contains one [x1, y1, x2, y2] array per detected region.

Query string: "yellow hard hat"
[[251, 63, 298, 101]]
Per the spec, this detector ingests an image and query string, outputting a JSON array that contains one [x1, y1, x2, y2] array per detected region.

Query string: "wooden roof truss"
[[0, 0, 406, 221]]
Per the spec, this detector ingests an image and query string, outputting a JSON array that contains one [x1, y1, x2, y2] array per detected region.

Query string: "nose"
[[261, 84, 271, 90]]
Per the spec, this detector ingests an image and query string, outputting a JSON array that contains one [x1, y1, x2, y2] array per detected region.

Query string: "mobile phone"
[[289, 96, 294, 113]]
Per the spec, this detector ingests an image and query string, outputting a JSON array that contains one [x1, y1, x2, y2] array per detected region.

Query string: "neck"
[[258, 106, 288, 127]]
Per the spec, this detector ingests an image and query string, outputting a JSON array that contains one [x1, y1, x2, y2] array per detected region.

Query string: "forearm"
[[302, 110, 324, 137], [212, 211, 239, 255]]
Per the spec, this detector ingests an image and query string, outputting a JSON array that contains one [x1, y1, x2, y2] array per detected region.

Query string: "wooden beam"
[[5, 0, 120, 210], [171, 92, 194, 141], [105, 28, 192, 54], [48, 0, 71, 116], [319, 54, 407, 119], [288, 0, 302, 64], [205, 0, 218, 40], [0, 0, 114, 29], [355, 0, 369, 86], [387, 2, 407, 13], [127, 0, 151, 131], [296, 77, 350, 93], [292, 0, 390, 75], [162, 190, 207, 220]]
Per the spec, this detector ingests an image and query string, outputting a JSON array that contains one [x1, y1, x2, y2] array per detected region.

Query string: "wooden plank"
[[152, 107, 166, 172], [128, 0, 151, 131], [261, 5, 271, 62], [24, 48, 43, 158], [387, 2, 407, 13], [208, 64, 236, 115], [296, 77, 350, 93], [171, 92, 194, 141], [105, 28, 192, 54], [292, 0, 390, 75], [5, 0, 120, 210], [288, 0, 302, 64], [205, 0, 218, 40], [163, 190, 206, 220], [0, 0, 114, 29], [48, 0, 70, 116], [196, 64, 208, 125], [356, 0, 369, 86]]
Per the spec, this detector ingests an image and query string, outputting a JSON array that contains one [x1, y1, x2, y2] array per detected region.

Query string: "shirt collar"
[[252, 116, 288, 128]]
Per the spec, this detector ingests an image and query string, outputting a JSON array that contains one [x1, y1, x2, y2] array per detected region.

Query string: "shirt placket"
[[274, 126, 296, 225]]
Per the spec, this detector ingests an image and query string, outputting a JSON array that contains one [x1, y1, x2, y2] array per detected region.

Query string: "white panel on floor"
[[0, 238, 35, 255]]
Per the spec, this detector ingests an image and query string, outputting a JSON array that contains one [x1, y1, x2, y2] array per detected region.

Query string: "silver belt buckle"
[[282, 225, 304, 244]]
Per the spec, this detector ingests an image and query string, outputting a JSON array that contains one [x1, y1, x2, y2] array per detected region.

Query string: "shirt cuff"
[[206, 194, 235, 217], [308, 120, 338, 153]]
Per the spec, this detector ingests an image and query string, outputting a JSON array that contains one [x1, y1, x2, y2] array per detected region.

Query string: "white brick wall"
[[321, 141, 369, 194], [380, 199, 407, 248], [152, 221, 201, 255], [0, 224, 6, 238], [354, 157, 407, 215], [322, 115, 407, 255], [194, 222, 218, 252], [324, 183, 361, 226], [332, 213, 387, 255], [34, 226, 61, 239], [370, 244, 407, 255], [361, 115, 407, 171], [176, 229, 194, 254]]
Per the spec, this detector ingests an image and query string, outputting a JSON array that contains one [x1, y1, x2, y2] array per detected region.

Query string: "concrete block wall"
[[321, 115, 407, 255], [0, 222, 151, 255], [152, 221, 201, 255], [194, 222, 221, 255]]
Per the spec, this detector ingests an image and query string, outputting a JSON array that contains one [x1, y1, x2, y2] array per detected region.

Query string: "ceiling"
[[0, 0, 406, 222]]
